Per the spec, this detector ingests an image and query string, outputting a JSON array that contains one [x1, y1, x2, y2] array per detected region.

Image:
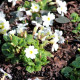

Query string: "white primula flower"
[[16, 23, 28, 34], [16, 11, 26, 21], [54, 30, 65, 43], [8, 29, 16, 35], [0, 11, 5, 18], [24, 46, 38, 59], [0, 18, 10, 34], [57, 1, 67, 16], [51, 33, 59, 43], [19, 7, 26, 11], [27, 78, 32, 80], [31, 3, 40, 12], [42, 12, 55, 27], [32, 21, 42, 28], [8, 0, 17, 6], [34, 77, 41, 80], [26, 10, 32, 16], [51, 43, 59, 52], [56, 0, 62, 6], [55, 30, 63, 36], [0, 68, 12, 79]]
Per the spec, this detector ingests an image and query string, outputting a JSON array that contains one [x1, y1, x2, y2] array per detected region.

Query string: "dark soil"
[[0, 0, 80, 80]]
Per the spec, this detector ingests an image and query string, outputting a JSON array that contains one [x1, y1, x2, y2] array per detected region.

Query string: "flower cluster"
[[0, 0, 67, 73], [33, 25, 65, 52]]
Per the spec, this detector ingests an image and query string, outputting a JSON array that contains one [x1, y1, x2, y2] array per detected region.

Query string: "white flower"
[[0, 18, 10, 34], [34, 77, 41, 80], [26, 10, 32, 16], [57, 1, 67, 16], [8, 0, 17, 6], [27, 78, 32, 80], [54, 30, 65, 43], [0, 68, 12, 79], [24, 46, 38, 59], [19, 7, 26, 11], [56, 0, 62, 6], [31, 3, 40, 12], [8, 29, 16, 35], [42, 12, 55, 27], [16, 11, 26, 21], [32, 21, 42, 28], [51, 43, 59, 52], [0, 11, 5, 18], [55, 30, 63, 36], [50, 33, 59, 44], [16, 23, 28, 34]]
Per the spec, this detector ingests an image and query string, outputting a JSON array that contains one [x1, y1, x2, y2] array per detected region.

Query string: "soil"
[[0, 0, 80, 80]]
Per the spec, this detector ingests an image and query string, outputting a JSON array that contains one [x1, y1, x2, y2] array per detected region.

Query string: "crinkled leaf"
[[28, 62, 35, 66], [3, 35, 11, 42], [70, 60, 80, 68], [35, 65, 41, 71], [24, 1, 31, 8], [70, 75, 76, 80], [12, 36, 19, 46], [61, 67, 72, 78], [2, 43, 15, 58], [26, 66, 34, 73]]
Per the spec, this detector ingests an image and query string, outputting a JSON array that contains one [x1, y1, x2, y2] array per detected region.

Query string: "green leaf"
[[32, 13, 40, 20], [2, 43, 15, 58], [40, 0, 47, 9], [77, 23, 80, 31], [77, 17, 80, 22], [18, 38, 26, 47], [71, 20, 77, 22], [72, 30, 78, 34], [76, 56, 80, 61], [12, 36, 19, 46], [3, 35, 11, 42], [11, 57, 19, 64], [61, 67, 73, 78], [70, 75, 76, 80], [24, 1, 31, 8], [55, 16, 70, 23], [0, 40, 1, 44], [35, 65, 41, 71], [71, 12, 78, 20], [70, 60, 80, 68], [28, 62, 35, 66], [25, 34, 36, 45], [26, 66, 34, 73]]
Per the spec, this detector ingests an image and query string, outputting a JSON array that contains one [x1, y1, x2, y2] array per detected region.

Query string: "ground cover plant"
[[0, 0, 80, 80]]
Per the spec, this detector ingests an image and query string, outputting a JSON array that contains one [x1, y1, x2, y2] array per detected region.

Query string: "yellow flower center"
[[30, 51, 33, 54], [34, 6, 37, 9], [61, 7, 63, 10], [4, 73, 8, 76], [0, 23, 4, 29], [47, 17, 50, 21]]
